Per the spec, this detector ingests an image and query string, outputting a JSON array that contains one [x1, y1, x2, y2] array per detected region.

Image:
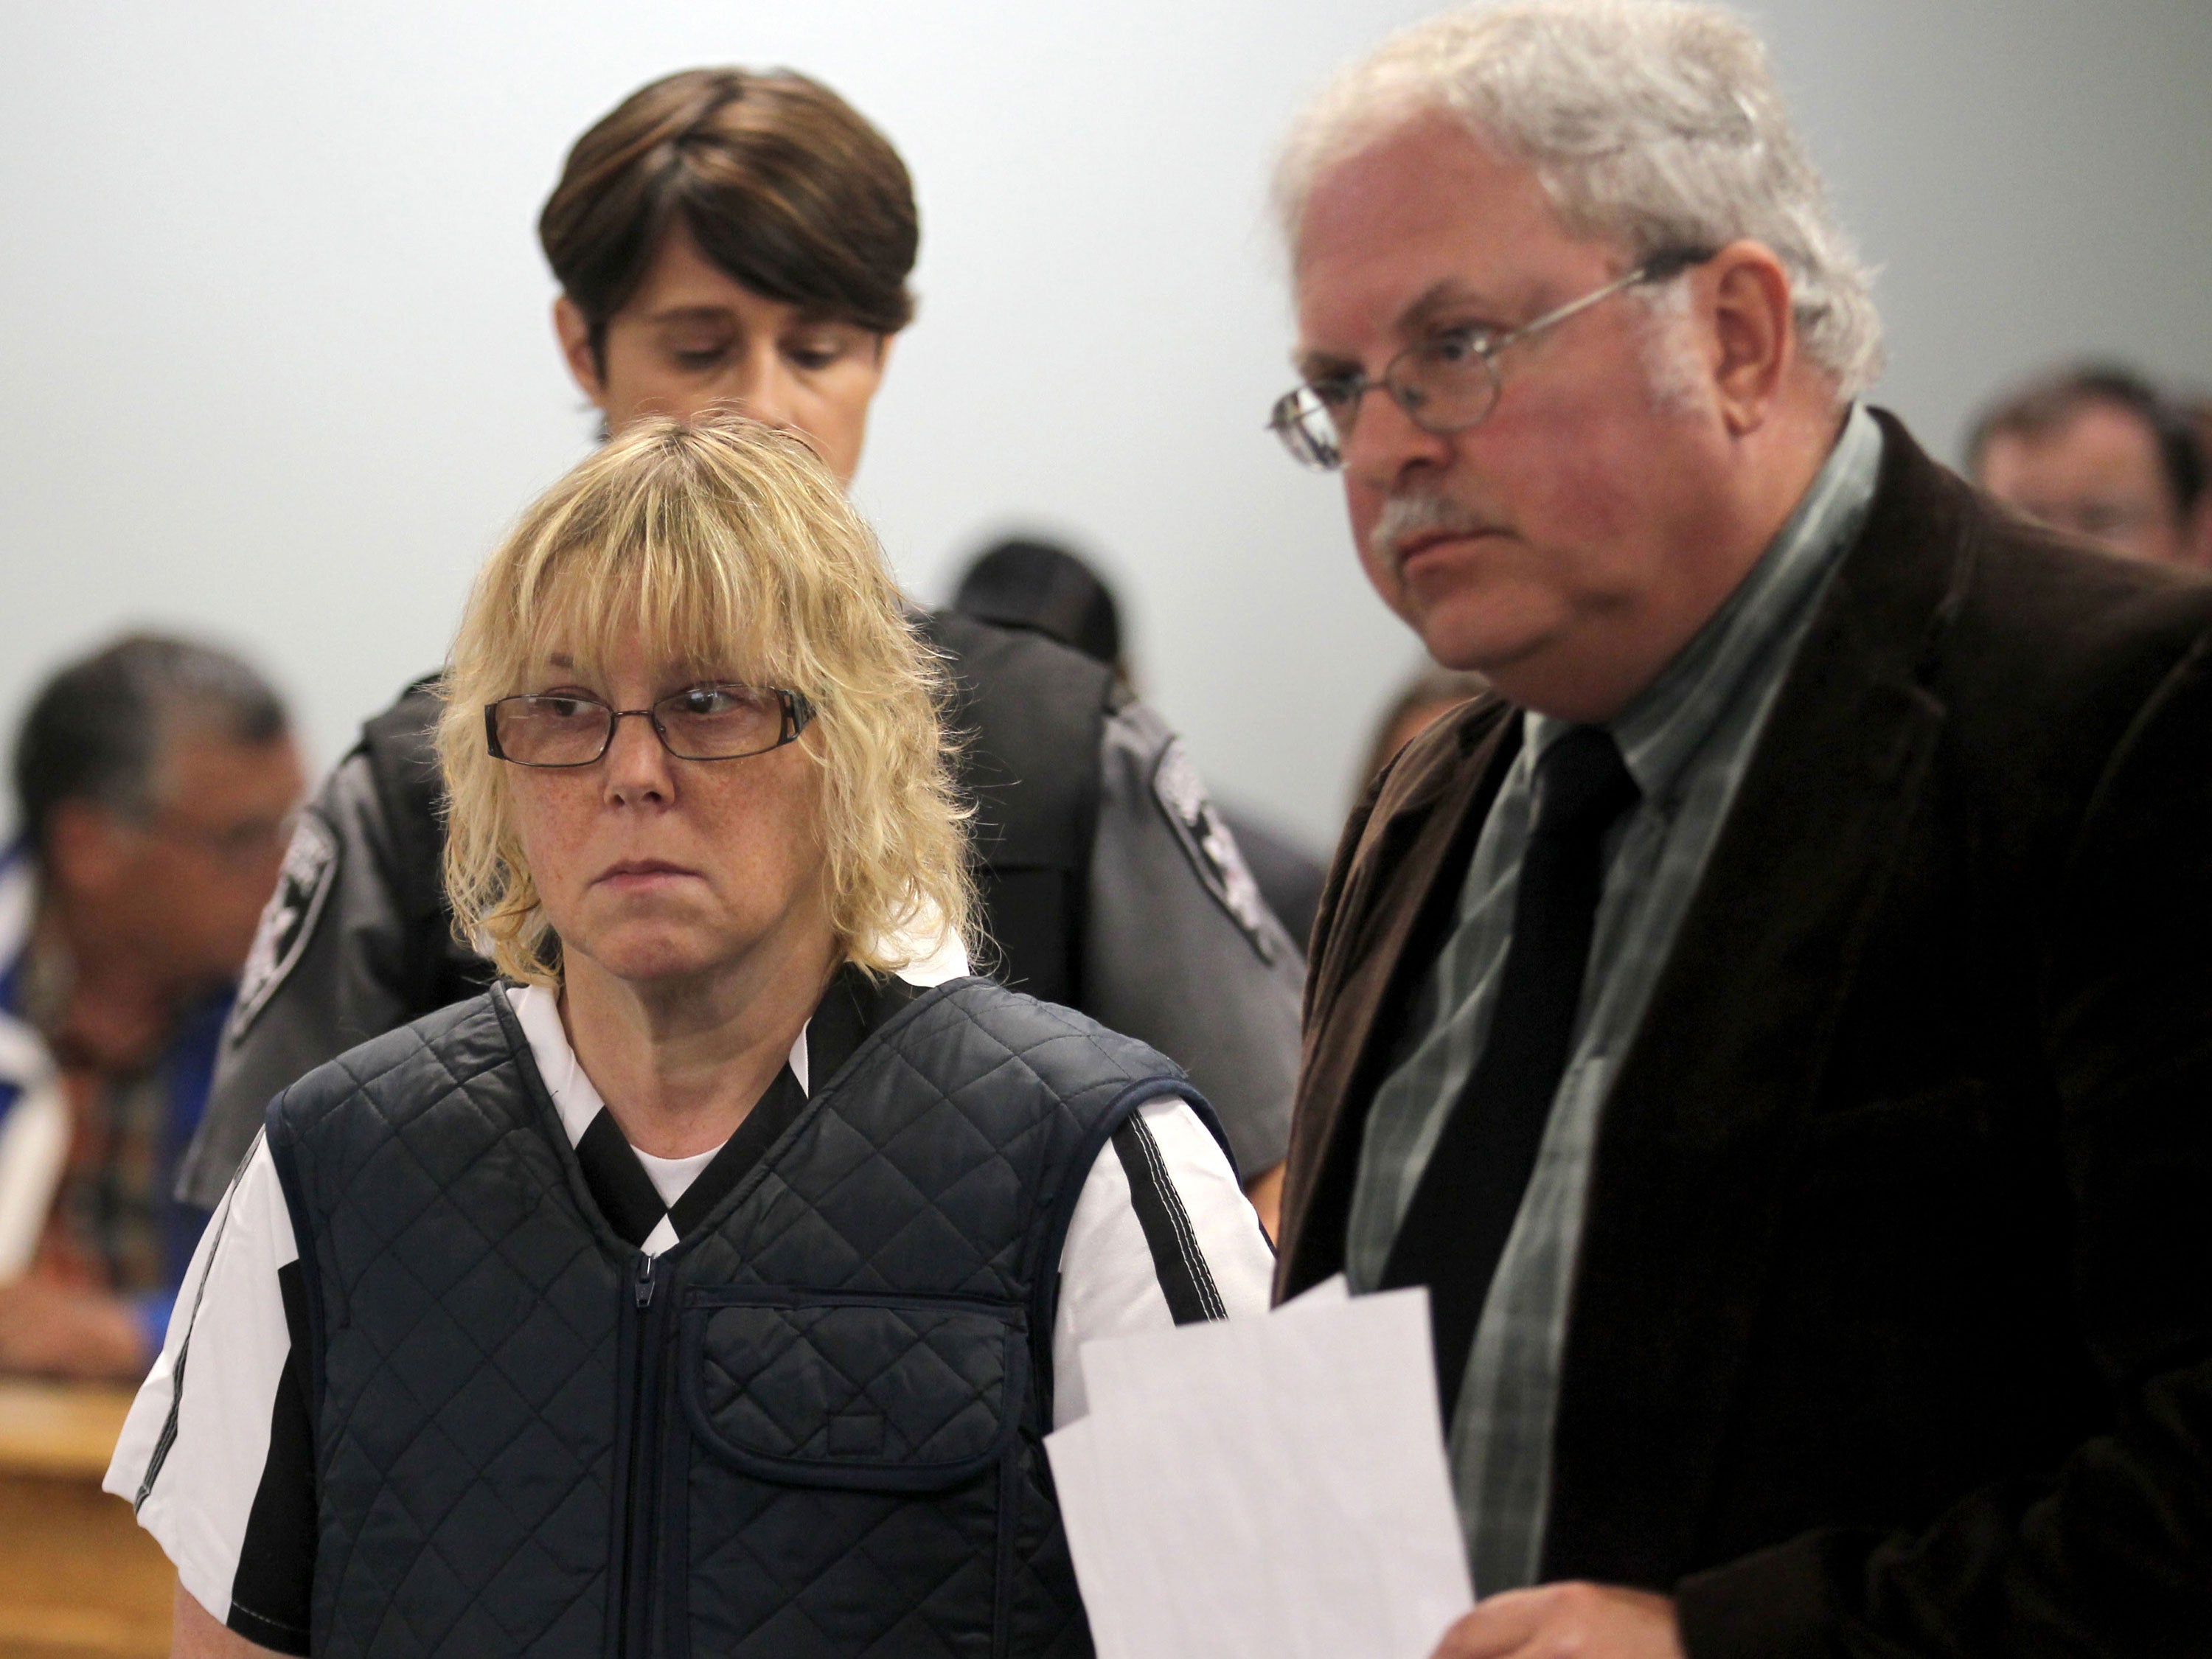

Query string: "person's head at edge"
[[542, 68, 914, 484], [14, 634, 302, 1001], [1274, 0, 1882, 726], [953, 538, 1127, 681], [1966, 365, 2207, 568], [434, 417, 970, 1122]]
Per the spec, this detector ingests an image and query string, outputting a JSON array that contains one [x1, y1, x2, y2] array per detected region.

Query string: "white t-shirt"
[[105, 971, 1274, 1654]]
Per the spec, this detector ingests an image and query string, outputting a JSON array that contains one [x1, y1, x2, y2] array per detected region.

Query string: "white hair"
[[1276, 0, 1884, 399]]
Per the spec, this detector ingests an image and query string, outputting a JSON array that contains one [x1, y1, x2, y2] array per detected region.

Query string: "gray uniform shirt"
[[180, 698, 1302, 1209], [1344, 405, 1884, 1592]]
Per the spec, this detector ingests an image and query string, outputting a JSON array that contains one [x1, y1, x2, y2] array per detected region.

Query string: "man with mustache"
[[1269, 3, 2212, 1655]]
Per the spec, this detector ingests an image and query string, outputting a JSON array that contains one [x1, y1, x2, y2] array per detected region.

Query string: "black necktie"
[[1380, 723, 1640, 1424]]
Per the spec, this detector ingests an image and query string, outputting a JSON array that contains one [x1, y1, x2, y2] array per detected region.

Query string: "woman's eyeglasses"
[[484, 684, 815, 768]]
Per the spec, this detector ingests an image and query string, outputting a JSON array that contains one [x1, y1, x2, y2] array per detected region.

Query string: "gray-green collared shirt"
[[1343, 403, 1884, 1593]]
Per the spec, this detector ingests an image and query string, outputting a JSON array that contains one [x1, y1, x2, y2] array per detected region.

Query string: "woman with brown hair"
[[111, 418, 1273, 1658]]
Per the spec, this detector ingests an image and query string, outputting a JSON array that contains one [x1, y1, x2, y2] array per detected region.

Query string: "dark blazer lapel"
[[1544, 414, 1982, 1585], [1277, 697, 1520, 1295]]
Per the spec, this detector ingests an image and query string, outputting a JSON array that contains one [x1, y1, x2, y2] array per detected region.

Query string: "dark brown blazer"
[[1279, 412, 2212, 1658]]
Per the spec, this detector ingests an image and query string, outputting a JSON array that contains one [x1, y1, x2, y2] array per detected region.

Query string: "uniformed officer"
[[179, 66, 1303, 1229]]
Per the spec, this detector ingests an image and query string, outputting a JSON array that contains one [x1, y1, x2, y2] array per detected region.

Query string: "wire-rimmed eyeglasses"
[[484, 684, 815, 768], [1267, 247, 1717, 471]]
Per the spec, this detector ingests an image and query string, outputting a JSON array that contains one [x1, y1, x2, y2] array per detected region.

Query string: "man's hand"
[[0, 1277, 150, 1381], [1430, 1582, 1683, 1659]]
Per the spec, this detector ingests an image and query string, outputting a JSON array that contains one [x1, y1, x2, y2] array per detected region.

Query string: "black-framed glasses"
[[1267, 247, 1716, 471], [484, 684, 815, 768]]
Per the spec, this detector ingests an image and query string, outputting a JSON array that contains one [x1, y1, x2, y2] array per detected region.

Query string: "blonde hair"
[[437, 416, 973, 987]]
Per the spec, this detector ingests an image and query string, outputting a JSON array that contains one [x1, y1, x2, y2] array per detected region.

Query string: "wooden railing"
[[0, 1380, 173, 1658]]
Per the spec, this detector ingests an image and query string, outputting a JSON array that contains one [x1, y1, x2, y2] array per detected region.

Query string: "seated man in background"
[[181, 67, 1305, 1234], [0, 635, 299, 1379], [1968, 362, 2206, 566]]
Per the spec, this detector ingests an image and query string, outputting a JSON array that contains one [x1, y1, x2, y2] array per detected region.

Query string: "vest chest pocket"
[[673, 1290, 1029, 1657], [679, 1287, 1027, 1492]]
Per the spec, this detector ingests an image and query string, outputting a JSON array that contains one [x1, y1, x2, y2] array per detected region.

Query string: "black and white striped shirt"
[[106, 966, 1273, 1655]]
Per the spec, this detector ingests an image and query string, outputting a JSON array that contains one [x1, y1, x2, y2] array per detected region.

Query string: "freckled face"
[[1292, 116, 1720, 678], [504, 633, 830, 989]]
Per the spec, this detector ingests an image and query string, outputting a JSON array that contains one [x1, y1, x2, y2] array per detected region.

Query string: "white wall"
[[3, 1, 2208, 849]]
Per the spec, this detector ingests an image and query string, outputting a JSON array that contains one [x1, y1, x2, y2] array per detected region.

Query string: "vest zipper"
[[619, 1249, 665, 1658]]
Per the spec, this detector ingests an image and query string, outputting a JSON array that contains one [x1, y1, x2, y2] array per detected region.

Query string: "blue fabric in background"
[[1, 839, 223, 1355], [135, 990, 226, 1349]]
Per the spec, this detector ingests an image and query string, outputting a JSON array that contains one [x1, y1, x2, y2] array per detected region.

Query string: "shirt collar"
[[506, 957, 940, 1148], [1526, 401, 1884, 805], [506, 984, 810, 1150]]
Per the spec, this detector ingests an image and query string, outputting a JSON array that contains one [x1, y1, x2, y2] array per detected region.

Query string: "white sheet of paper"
[[1046, 1279, 1472, 1659], [1279, 1271, 1351, 1310]]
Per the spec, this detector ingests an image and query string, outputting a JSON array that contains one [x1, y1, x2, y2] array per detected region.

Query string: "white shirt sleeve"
[[105, 1133, 304, 1641], [1051, 1095, 1276, 1426]]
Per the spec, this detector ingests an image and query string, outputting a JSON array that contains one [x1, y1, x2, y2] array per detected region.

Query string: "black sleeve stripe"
[[1110, 1114, 1228, 1324], [227, 1259, 316, 1657]]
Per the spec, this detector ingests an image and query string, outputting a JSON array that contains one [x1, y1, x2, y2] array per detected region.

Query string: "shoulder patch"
[[229, 813, 339, 1038], [1152, 740, 1280, 964]]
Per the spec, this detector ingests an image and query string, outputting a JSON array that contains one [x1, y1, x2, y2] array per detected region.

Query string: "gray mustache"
[[1370, 493, 1498, 561]]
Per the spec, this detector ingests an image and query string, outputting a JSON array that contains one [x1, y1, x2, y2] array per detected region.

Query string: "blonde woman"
[[108, 419, 1274, 1659]]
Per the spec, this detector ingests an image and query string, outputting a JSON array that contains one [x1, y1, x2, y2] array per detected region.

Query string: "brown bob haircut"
[[539, 68, 919, 367]]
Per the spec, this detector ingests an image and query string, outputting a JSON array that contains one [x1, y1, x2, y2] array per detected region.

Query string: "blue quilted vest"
[[265, 977, 1212, 1658]]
